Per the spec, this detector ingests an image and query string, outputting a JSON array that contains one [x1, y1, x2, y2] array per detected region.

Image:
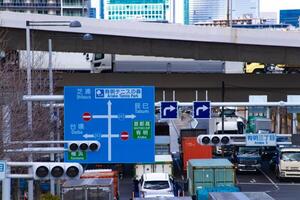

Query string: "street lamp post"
[[25, 20, 81, 200]]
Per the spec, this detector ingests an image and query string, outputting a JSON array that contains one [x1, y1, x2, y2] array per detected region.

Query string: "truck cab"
[[274, 146, 300, 180], [139, 173, 174, 198], [232, 146, 262, 172]]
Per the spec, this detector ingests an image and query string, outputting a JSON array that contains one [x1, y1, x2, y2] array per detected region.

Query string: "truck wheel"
[[253, 69, 264, 74], [287, 69, 299, 74], [275, 166, 282, 182]]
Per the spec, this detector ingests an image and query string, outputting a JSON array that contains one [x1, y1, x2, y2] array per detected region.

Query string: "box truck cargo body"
[[135, 154, 173, 180], [179, 129, 213, 172], [187, 159, 235, 196], [208, 192, 275, 200], [80, 169, 119, 199], [62, 178, 114, 200]]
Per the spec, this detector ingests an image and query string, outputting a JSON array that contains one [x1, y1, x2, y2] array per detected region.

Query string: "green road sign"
[[133, 120, 151, 139], [68, 151, 87, 160]]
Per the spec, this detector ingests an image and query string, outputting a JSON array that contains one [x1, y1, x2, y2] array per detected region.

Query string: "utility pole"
[[227, 0, 232, 27]]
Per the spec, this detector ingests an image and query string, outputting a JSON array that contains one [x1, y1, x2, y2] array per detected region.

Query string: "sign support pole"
[[2, 166, 10, 200]]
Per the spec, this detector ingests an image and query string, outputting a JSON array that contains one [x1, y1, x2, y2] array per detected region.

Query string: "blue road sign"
[[0, 160, 6, 180], [64, 86, 155, 163], [160, 101, 178, 119], [246, 134, 276, 146], [193, 101, 211, 119]]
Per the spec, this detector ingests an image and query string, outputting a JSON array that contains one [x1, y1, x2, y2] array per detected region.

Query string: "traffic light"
[[197, 135, 231, 146], [68, 141, 100, 152], [33, 162, 83, 180]]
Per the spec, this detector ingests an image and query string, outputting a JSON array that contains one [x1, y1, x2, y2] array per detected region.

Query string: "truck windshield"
[[281, 152, 300, 161], [143, 181, 170, 190], [238, 147, 260, 155]]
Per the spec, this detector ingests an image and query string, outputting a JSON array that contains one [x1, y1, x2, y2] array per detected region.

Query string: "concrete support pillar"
[[276, 107, 280, 133], [48, 10, 56, 15], [293, 113, 298, 134]]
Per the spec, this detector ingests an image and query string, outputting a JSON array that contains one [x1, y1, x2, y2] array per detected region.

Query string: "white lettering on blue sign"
[[70, 123, 83, 135], [76, 88, 92, 100], [135, 102, 150, 114], [95, 88, 142, 99], [246, 134, 276, 146], [0, 164, 4, 172]]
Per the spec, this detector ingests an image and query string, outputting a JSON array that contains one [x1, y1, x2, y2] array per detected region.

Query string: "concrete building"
[[280, 9, 300, 27], [101, 0, 170, 21], [232, 0, 259, 19], [184, 0, 260, 25], [0, 0, 89, 16], [185, 0, 227, 25], [260, 12, 277, 24]]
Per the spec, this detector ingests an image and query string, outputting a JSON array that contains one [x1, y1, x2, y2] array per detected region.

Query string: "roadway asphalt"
[[169, 118, 300, 200], [236, 163, 300, 200], [119, 117, 300, 200]]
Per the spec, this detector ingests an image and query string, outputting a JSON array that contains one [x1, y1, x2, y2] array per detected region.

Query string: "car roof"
[[280, 148, 300, 152], [142, 173, 169, 181]]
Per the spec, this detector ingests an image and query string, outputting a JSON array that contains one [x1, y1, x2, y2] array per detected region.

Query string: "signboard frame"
[[64, 86, 155, 164]]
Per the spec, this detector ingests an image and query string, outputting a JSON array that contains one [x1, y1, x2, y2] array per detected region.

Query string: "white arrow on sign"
[[196, 105, 208, 116], [125, 114, 136, 119], [92, 100, 136, 161], [163, 105, 176, 116], [83, 134, 95, 139], [93, 114, 136, 119]]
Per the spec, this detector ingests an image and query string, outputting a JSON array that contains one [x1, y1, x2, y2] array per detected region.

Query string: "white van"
[[139, 173, 174, 198]]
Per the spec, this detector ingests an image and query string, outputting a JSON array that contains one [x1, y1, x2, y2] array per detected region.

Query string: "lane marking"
[[259, 169, 279, 190], [250, 179, 256, 183], [239, 182, 300, 186]]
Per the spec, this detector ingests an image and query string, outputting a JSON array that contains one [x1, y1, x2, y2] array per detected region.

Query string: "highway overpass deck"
[[56, 73, 300, 102], [1, 11, 300, 64]]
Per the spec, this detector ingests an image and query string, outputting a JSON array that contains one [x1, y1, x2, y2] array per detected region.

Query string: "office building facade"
[[184, 0, 260, 25], [185, 0, 227, 25], [280, 9, 300, 27], [102, 0, 170, 21], [0, 0, 89, 16], [232, 0, 259, 19]]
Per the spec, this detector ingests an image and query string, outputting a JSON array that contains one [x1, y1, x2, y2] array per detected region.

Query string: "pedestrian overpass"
[[1, 11, 300, 64]]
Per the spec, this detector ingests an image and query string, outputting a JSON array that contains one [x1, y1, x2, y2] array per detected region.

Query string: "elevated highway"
[[56, 73, 300, 102], [1, 11, 300, 64]]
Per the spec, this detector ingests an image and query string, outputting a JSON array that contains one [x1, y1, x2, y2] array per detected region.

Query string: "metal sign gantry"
[[197, 134, 292, 146], [23, 95, 300, 107]]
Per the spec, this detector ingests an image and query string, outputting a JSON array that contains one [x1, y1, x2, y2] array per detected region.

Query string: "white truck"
[[274, 146, 300, 181], [18, 51, 244, 73], [135, 155, 173, 180]]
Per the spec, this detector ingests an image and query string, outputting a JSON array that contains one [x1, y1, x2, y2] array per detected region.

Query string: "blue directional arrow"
[[160, 102, 178, 119], [193, 101, 211, 119]]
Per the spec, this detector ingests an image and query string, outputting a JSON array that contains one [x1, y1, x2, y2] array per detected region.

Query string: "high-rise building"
[[232, 0, 259, 19], [0, 0, 89, 16], [280, 9, 300, 27], [102, 0, 170, 21], [89, 7, 96, 18], [184, 0, 260, 25], [184, 0, 227, 25]]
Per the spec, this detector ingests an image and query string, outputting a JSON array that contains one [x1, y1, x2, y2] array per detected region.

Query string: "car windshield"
[[281, 152, 300, 161], [238, 147, 260, 155], [143, 181, 170, 190]]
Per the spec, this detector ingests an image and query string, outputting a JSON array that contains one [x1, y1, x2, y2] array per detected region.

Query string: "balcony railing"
[[61, 2, 87, 8], [0, 2, 61, 9]]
